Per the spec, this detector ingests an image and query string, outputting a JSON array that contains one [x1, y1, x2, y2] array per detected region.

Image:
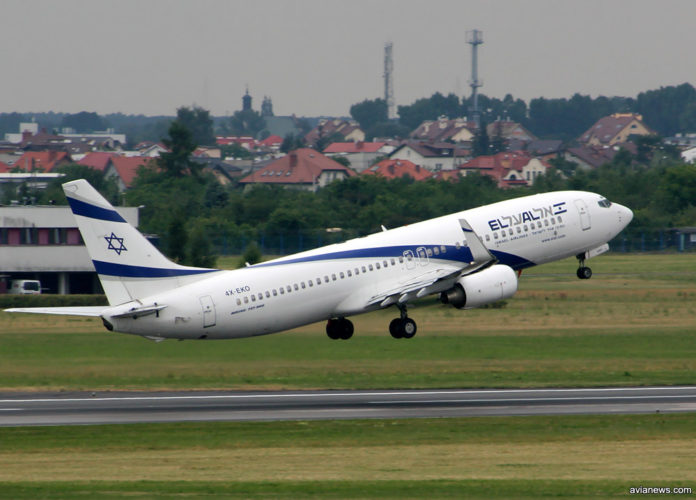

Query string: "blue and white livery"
[[6, 179, 633, 341]]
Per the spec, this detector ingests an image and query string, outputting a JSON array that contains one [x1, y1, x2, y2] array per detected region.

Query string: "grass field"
[[1, 253, 695, 498], [0, 414, 694, 498], [1, 253, 695, 391]]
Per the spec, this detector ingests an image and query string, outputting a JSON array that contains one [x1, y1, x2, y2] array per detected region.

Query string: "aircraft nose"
[[617, 204, 633, 226]]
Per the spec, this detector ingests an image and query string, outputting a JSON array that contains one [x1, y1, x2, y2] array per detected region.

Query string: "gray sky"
[[1, 0, 694, 117]]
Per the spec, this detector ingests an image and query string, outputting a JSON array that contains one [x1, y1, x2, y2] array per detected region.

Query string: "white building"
[[0, 205, 139, 294]]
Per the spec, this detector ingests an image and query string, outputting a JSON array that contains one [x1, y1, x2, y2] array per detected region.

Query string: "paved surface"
[[1, 386, 695, 426]]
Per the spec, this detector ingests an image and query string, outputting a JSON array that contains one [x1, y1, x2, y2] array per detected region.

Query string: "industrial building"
[[0, 204, 138, 294]]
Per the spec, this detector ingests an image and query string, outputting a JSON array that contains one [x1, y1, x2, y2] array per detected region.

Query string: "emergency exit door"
[[199, 295, 216, 328]]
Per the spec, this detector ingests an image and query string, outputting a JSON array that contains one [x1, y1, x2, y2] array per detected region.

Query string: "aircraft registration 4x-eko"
[[6, 179, 633, 341]]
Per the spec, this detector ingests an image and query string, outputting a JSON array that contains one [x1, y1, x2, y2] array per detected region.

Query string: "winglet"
[[459, 218, 497, 273]]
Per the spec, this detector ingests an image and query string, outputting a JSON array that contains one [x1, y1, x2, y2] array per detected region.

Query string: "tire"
[[339, 319, 354, 340], [326, 320, 341, 340], [402, 318, 417, 339], [577, 266, 592, 280], [389, 318, 404, 339]]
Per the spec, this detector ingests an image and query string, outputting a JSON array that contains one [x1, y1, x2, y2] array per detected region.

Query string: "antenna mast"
[[466, 29, 484, 127], [384, 42, 396, 120]]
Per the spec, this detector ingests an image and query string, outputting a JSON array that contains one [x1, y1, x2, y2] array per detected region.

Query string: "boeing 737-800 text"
[[6, 179, 633, 341]]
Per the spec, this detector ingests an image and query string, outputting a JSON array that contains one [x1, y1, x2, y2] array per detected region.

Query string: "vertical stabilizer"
[[63, 179, 218, 305]]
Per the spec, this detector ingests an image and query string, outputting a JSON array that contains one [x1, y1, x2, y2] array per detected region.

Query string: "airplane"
[[5, 179, 633, 341]]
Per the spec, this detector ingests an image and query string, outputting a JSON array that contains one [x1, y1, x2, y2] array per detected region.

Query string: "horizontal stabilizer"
[[109, 303, 167, 319], [3, 306, 106, 317]]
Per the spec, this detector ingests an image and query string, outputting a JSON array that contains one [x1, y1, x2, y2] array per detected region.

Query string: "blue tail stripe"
[[68, 197, 127, 223], [93, 260, 218, 278]]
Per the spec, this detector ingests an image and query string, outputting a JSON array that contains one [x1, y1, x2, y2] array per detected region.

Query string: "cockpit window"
[[598, 197, 612, 208]]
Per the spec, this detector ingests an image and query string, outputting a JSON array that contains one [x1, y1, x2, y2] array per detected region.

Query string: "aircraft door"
[[402, 250, 416, 270], [574, 199, 591, 231], [199, 295, 216, 328], [416, 246, 430, 267]]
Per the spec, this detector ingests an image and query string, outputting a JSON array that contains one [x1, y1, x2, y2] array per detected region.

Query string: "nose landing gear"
[[576, 253, 592, 280]]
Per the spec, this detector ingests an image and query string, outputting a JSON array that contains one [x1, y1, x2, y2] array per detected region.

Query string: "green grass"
[[1, 253, 695, 391], [0, 415, 694, 498]]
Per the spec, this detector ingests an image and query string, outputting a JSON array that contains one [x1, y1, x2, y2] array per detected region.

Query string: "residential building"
[[563, 145, 619, 170], [104, 156, 153, 191], [363, 159, 432, 181], [238, 149, 355, 192], [388, 142, 469, 171], [410, 117, 475, 143], [323, 142, 393, 172], [578, 113, 654, 146], [486, 120, 537, 143], [11, 151, 72, 172], [459, 151, 551, 188], [304, 119, 364, 147]]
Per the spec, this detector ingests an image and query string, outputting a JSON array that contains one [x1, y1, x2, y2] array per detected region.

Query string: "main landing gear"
[[389, 304, 417, 339], [576, 253, 593, 280], [326, 317, 354, 340]]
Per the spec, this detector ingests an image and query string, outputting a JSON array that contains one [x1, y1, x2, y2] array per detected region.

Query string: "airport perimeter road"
[[1, 386, 696, 426]]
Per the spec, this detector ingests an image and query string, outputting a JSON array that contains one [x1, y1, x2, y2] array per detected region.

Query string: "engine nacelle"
[[440, 264, 518, 309]]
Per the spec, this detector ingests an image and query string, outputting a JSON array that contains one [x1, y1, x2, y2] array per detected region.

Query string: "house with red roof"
[[578, 113, 654, 146], [259, 135, 283, 150], [77, 152, 119, 171], [104, 156, 154, 191], [11, 151, 72, 172], [216, 136, 258, 150], [0, 160, 11, 173], [323, 142, 393, 172], [363, 159, 432, 181], [459, 151, 551, 188], [238, 149, 355, 192], [486, 120, 537, 144]]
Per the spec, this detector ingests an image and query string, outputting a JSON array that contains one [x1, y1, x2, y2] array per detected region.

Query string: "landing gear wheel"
[[389, 318, 404, 339], [326, 318, 354, 340], [576, 266, 592, 280], [389, 317, 417, 339]]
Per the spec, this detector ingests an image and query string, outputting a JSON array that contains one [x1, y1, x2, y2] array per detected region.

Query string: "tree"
[[281, 134, 306, 153], [471, 121, 490, 157], [350, 98, 387, 131], [228, 109, 266, 137], [158, 120, 201, 178], [166, 215, 188, 263], [176, 106, 215, 146], [187, 225, 217, 268], [60, 111, 107, 132]]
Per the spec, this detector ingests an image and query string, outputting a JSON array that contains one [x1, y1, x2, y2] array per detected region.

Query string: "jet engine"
[[440, 264, 518, 309]]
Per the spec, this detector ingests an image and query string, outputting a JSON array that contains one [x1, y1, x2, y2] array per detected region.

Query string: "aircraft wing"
[[365, 218, 497, 308], [3, 306, 107, 317]]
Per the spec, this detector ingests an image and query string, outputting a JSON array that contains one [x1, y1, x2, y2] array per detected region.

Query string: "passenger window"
[[339, 272, 345, 279], [324, 276, 329, 283], [251, 295, 256, 302], [355, 268, 360, 275], [524, 225, 528, 231], [301, 282, 306, 289], [517, 226, 521, 234], [347, 270, 352, 277], [286, 285, 292, 293], [485, 234, 490, 241], [426, 249, 432, 257], [375, 262, 381, 270], [293, 284, 299, 291], [331, 274, 337, 281], [399, 256, 404, 263], [433, 247, 439, 256], [455, 241, 461, 249], [273, 289, 278, 296], [362, 266, 367, 272], [509, 229, 514, 236], [368, 264, 374, 271], [258, 293, 263, 300], [544, 219, 549, 227], [440, 245, 447, 253], [236, 298, 241, 305], [551, 217, 556, 224], [494, 232, 498, 240], [309, 281, 313, 287], [390, 258, 396, 265], [280, 288, 285, 295], [244, 296, 249, 303], [557, 216, 563, 222], [265, 291, 270, 298]]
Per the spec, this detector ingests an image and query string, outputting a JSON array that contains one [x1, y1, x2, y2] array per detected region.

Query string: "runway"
[[1, 386, 695, 426]]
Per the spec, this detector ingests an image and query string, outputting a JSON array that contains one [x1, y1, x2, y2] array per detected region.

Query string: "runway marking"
[[1, 386, 695, 404], [371, 395, 696, 404]]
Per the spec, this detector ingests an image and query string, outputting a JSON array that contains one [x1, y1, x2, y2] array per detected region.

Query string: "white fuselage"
[[103, 191, 632, 339]]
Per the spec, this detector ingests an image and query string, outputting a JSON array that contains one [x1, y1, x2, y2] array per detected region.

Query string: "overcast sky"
[[1, 0, 694, 117]]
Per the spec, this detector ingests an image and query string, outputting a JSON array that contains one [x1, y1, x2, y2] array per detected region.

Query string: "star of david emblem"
[[104, 232, 127, 255]]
